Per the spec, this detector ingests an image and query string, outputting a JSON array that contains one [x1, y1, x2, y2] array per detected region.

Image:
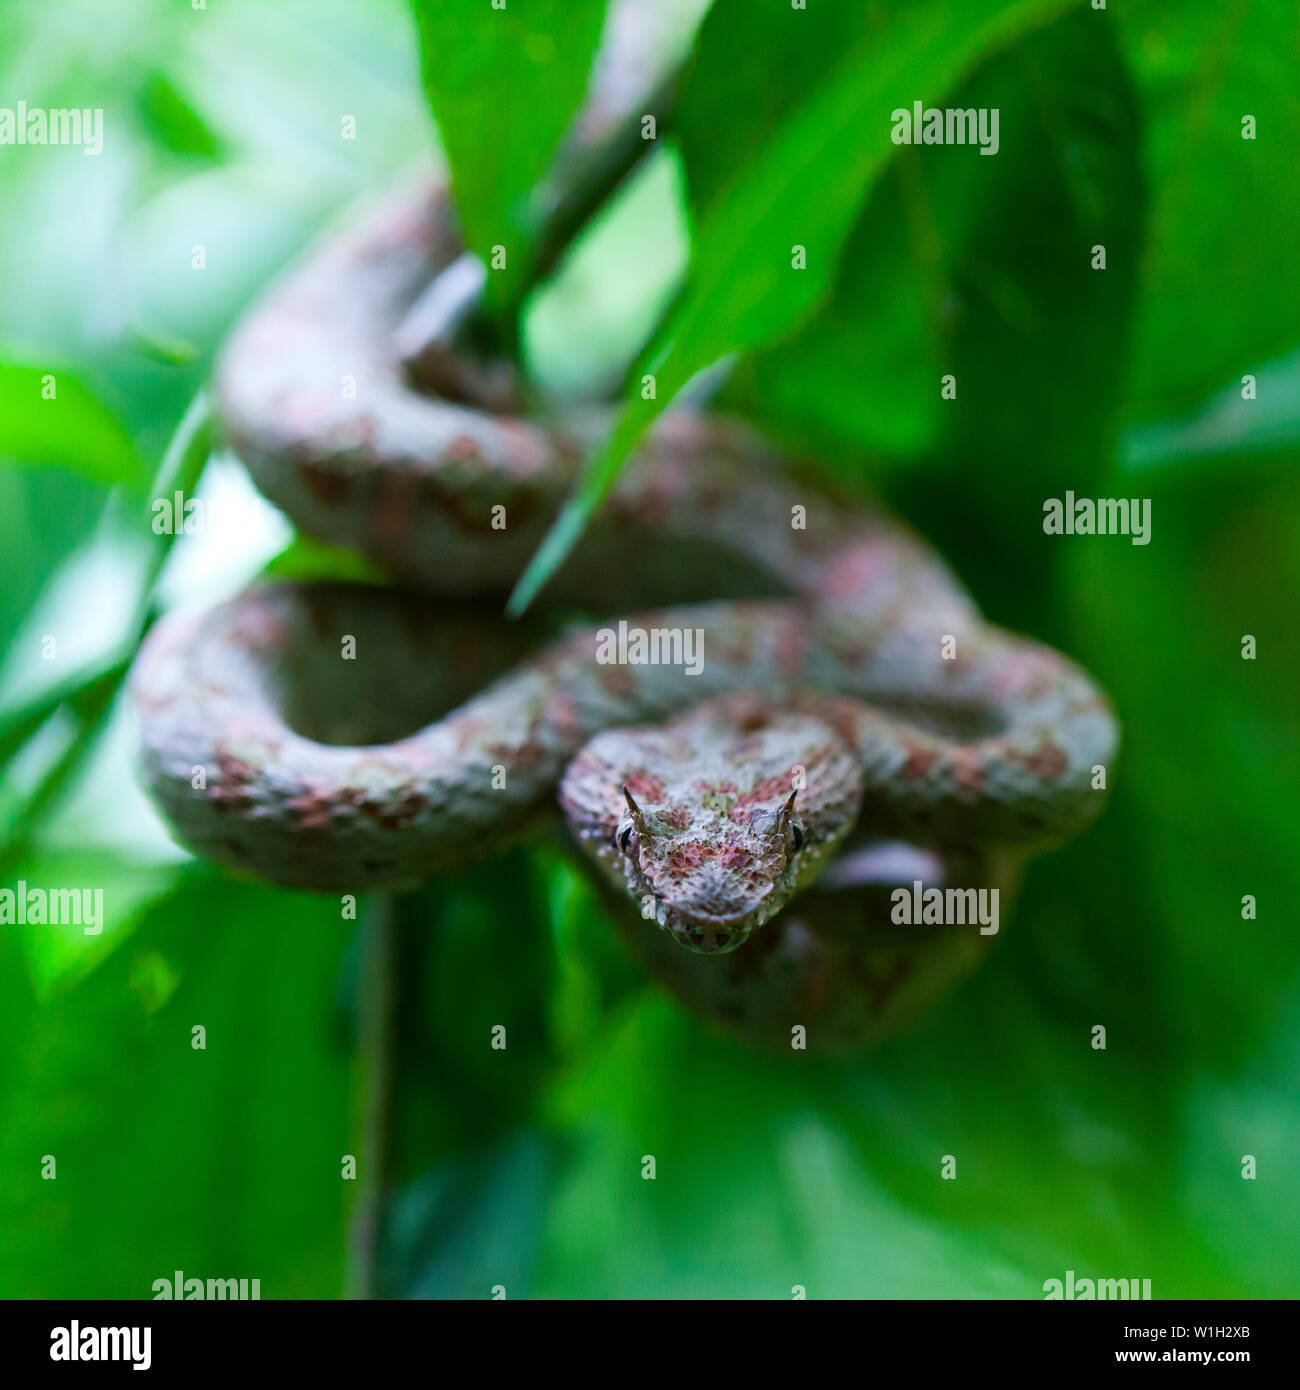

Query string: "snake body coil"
[[132, 181, 1118, 1049]]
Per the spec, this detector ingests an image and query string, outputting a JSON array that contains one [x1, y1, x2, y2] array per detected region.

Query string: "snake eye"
[[789, 822, 805, 852], [615, 820, 636, 854]]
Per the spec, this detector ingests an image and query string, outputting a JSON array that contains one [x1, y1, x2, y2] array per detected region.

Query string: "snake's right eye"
[[616, 820, 636, 854]]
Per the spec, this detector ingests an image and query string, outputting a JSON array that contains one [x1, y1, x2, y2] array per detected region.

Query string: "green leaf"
[[380, 1129, 562, 1299], [0, 362, 142, 487], [1121, 347, 1300, 477], [137, 71, 225, 161], [1067, 464, 1300, 1060], [727, 7, 1143, 479], [265, 533, 390, 585], [410, 0, 610, 311], [506, 0, 1076, 614], [1115, 0, 1300, 409], [127, 319, 202, 366], [3, 849, 182, 998], [0, 875, 353, 1298]]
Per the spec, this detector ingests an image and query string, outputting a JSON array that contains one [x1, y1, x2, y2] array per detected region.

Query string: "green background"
[[0, 0, 1296, 1299]]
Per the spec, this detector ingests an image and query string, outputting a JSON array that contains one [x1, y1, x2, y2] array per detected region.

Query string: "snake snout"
[[668, 917, 753, 956], [652, 855, 778, 955], [662, 887, 769, 955]]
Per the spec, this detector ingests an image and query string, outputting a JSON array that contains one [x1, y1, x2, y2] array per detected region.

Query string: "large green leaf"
[[727, 7, 1142, 480], [381, 1129, 563, 1299], [3, 849, 183, 998], [1068, 466, 1300, 1060], [410, 0, 610, 310], [1115, 0, 1300, 409], [0, 362, 142, 487], [0, 875, 353, 1298], [1121, 346, 1300, 481], [507, 0, 1076, 613], [137, 70, 225, 161]]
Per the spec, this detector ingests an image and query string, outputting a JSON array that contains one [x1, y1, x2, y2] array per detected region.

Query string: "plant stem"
[[400, 77, 676, 369], [345, 895, 399, 1300], [524, 74, 677, 296]]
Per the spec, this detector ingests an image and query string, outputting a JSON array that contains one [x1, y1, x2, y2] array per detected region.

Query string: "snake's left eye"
[[616, 820, 636, 854], [789, 822, 805, 852]]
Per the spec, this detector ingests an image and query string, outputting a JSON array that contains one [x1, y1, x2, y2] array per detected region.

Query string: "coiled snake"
[[131, 180, 1118, 1051]]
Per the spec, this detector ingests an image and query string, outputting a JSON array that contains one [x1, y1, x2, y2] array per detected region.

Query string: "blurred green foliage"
[[1, 0, 1297, 1300], [412, 0, 609, 312]]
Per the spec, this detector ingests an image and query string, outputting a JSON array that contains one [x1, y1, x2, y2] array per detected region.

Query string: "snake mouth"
[[664, 914, 753, 955], [652, 898, 764, 955], [626, 861, 772, 955]]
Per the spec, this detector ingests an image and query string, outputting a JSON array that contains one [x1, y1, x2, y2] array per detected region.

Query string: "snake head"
[[560, 695, 864, 955]]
